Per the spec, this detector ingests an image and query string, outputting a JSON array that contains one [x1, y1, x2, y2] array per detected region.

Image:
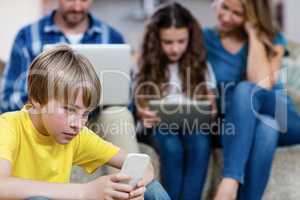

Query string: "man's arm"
[[108, 27, 125, 44], [0, 29, 31, 113]]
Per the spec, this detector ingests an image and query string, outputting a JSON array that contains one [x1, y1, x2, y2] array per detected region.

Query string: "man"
[[0, 0, 139, 156], [0, 0, 124, 112]]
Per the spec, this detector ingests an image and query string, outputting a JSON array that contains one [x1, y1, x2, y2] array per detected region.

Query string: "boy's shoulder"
[[0, 110, 26, 146], [0, 110, 25, 128]]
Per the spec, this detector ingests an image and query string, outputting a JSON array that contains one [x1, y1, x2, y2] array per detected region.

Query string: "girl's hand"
[[207, 90, 218, 119], [137, 107, 161, 128]]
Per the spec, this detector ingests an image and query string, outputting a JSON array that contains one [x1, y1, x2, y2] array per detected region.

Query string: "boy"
[[0, 45, 170, 200]]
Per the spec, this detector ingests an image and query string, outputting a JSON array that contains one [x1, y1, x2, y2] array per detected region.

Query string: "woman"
[[204, 0, 300, 199], [133, 2, 216, 200]]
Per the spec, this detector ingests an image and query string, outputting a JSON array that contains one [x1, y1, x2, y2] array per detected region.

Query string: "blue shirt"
[[203, 27, 288, 86], [0, 11, 124, 113]]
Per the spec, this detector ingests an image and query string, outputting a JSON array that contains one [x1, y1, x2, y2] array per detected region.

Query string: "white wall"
[[0, 0, 42, 61], [285, 0, 300, 43]]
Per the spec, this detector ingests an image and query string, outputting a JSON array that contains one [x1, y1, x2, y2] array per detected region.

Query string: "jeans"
[[255, 83, 300, 145], [153, 128, 211, 200], [144, 180, 171, 200], [219, 82, 279, 200], [27, 180, 171, 200], [223, 81, 300, 200], [238, 119, 279, 200], [27, 198, 49, 200], [221, 82, 261, 184]]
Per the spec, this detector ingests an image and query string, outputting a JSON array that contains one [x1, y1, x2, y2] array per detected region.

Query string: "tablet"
[[148, 100, 212, 130]]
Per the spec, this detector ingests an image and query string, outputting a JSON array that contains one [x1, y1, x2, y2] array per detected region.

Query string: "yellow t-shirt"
[[0, 107, 120, 183]]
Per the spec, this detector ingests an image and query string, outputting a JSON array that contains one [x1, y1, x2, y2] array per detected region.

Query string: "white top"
[[163, 62, 216, 103], [66, 33, 84, 44]]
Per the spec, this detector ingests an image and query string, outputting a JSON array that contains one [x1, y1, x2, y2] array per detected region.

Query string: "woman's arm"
[[245, 23, 285, 89]]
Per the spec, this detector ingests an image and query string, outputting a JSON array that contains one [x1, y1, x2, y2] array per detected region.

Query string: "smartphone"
[[120, 153, 150, 187]]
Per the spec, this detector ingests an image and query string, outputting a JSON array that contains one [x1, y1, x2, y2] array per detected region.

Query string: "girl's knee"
[[234, 81, 256, 97]]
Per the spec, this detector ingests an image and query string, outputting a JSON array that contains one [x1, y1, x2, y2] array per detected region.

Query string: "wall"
[[0, 0, 42, 61], [284, 0, 300, 43]]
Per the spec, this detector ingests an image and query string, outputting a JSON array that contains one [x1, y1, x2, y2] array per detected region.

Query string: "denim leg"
[[278, 99, 300, 146], [278, 107, 300, 145], [27, 183, 170, 200], [255, 88, 300, 145], [153, 129, 183, 200], [144, 180, 171, 200], [222, 81, 260, 183], [238, 119, 279, 200], [181, 131, 211, 200]]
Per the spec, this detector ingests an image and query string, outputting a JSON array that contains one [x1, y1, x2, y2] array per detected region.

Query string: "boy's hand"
[[84, 174, 134, 200], [129, 180, 147, 200]]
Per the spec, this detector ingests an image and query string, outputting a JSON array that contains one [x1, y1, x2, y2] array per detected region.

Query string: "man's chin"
[[64, 15, 86, 27], [66, 20, 84, 27]]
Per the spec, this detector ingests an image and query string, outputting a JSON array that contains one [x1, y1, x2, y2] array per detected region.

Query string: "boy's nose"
[[69, 117, 84, 131]]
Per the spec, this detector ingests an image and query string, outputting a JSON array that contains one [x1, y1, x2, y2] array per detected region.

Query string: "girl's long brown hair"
[[135, 2, 208, 107]]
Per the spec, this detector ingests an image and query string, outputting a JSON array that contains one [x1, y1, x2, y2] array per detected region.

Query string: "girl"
[[133, 2, 216, 200]]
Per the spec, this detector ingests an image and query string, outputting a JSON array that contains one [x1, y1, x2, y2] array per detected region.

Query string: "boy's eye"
[[63, 106, 76, 113], [82, 112, 90, 118]]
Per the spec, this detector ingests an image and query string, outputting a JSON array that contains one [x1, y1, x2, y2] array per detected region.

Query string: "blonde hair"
[[28, 45, 101, 109], [239, 0, 279, 56]]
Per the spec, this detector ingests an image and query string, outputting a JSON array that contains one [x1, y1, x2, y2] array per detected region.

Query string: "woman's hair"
[[239, 0, 279, 56], [28, 45, 101, 109], [135, 1, 207, 106]]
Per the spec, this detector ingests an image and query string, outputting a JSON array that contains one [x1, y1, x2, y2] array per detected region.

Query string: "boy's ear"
[[30, 98, 42, 110]]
